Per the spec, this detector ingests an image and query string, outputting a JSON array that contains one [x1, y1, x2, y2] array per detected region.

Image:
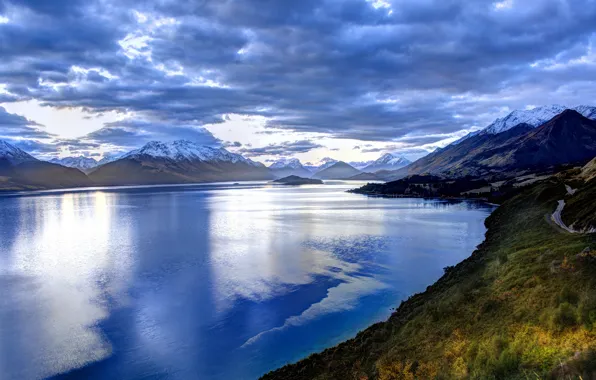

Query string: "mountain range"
[[268, 158, 313, 178], [268, 154, 409, 179], [361, 153, 411, 172], [2, 104, 596, 190], [50, 156, 99, 173]]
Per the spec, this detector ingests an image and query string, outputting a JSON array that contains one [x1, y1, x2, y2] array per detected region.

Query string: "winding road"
[[551, 184, 578, 233]]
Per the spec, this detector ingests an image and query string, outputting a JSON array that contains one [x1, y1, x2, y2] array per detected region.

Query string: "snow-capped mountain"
[[452, 105, 596, 146], [268, 158, 312, 178], [362, 153, 411, 172], [89, 140, 274, 185], [0, 140, 37, 165], [50, 156, 98, 172], [269, 158, 304, 170], [122, 140, 263, 167], [483, 105, 596, 135]]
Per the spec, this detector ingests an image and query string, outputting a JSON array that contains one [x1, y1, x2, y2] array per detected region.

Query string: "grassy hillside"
[[262, 176, 596, 379]]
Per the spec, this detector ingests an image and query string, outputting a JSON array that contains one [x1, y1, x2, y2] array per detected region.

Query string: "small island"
[[272, 175, 323, 185]]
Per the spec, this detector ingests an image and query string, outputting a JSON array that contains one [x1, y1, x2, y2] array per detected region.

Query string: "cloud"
[[237, 139, 323, 157], [223, 141, 242, 148], [0, 0, 595, 154], [0, 106, 54, 139], [85, 119, 220, 149]]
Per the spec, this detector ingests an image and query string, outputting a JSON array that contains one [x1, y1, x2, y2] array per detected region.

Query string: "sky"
[[0, 0, 595, 165]]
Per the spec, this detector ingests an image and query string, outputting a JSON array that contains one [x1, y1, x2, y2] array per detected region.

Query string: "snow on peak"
[[574, 105, 596, 119], [376, 153, 410, 165], [483, 105, 596, 135], [269, 158, 304, 169], [97, 153, 121, 166], [50, 156, 98, 170], [317, 157, 338, 171], [0, 140, 37, 165], [450, 104, 596, 146], [348, 160, 374, 170], [123, 140, 261, 166], [362, 153, 411, 172]]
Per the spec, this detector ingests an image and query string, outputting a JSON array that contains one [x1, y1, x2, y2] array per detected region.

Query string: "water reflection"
[[0, 192, 135, 379], [0, 182, 494, 380]]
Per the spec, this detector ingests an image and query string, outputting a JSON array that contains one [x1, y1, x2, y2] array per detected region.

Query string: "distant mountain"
[[348, 160, 374, 170], [454, 105, 596, 145], [303, 157, 338, 173], [311, 161, 361, 179], [0, 140, 92, 190], [314, 157, 338, 172], [268, 158, 312, 178], [88, 140, 274, 185], [50, 156, 98, 173], [362, 153, 411, 172], [386, 110, 596, 180]]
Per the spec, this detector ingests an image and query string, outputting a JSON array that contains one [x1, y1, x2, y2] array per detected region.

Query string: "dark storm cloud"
[[238, 140, 323, 157], [0, 0, 596, 150]]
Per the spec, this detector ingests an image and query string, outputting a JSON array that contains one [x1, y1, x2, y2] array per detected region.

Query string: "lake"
[[0, 181, 494, 380]]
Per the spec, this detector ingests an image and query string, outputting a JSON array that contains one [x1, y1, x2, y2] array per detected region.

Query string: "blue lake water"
[[0, 181, 494, 380]]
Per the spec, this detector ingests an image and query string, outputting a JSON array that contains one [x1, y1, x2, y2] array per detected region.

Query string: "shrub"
[[578, 294, 596, 330], [555, 285, 579, 305], [550, 302, 578, 331]]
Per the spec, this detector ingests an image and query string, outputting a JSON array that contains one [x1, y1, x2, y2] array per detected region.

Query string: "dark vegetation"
[[349, 174, 521, 204], [262, 175, 596, 379]]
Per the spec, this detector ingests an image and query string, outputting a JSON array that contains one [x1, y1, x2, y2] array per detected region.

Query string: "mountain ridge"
[[381, 110, 596, 180]]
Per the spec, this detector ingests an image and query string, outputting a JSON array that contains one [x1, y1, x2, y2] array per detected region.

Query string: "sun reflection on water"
[[1, 191, 134, 379]]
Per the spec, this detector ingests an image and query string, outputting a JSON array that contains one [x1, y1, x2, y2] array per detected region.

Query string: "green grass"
[[262, 176, 596, 380]]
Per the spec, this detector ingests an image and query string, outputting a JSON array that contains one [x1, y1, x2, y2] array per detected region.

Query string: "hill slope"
[[263, 176, 596, 379], [0, 140, 92, 191]]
